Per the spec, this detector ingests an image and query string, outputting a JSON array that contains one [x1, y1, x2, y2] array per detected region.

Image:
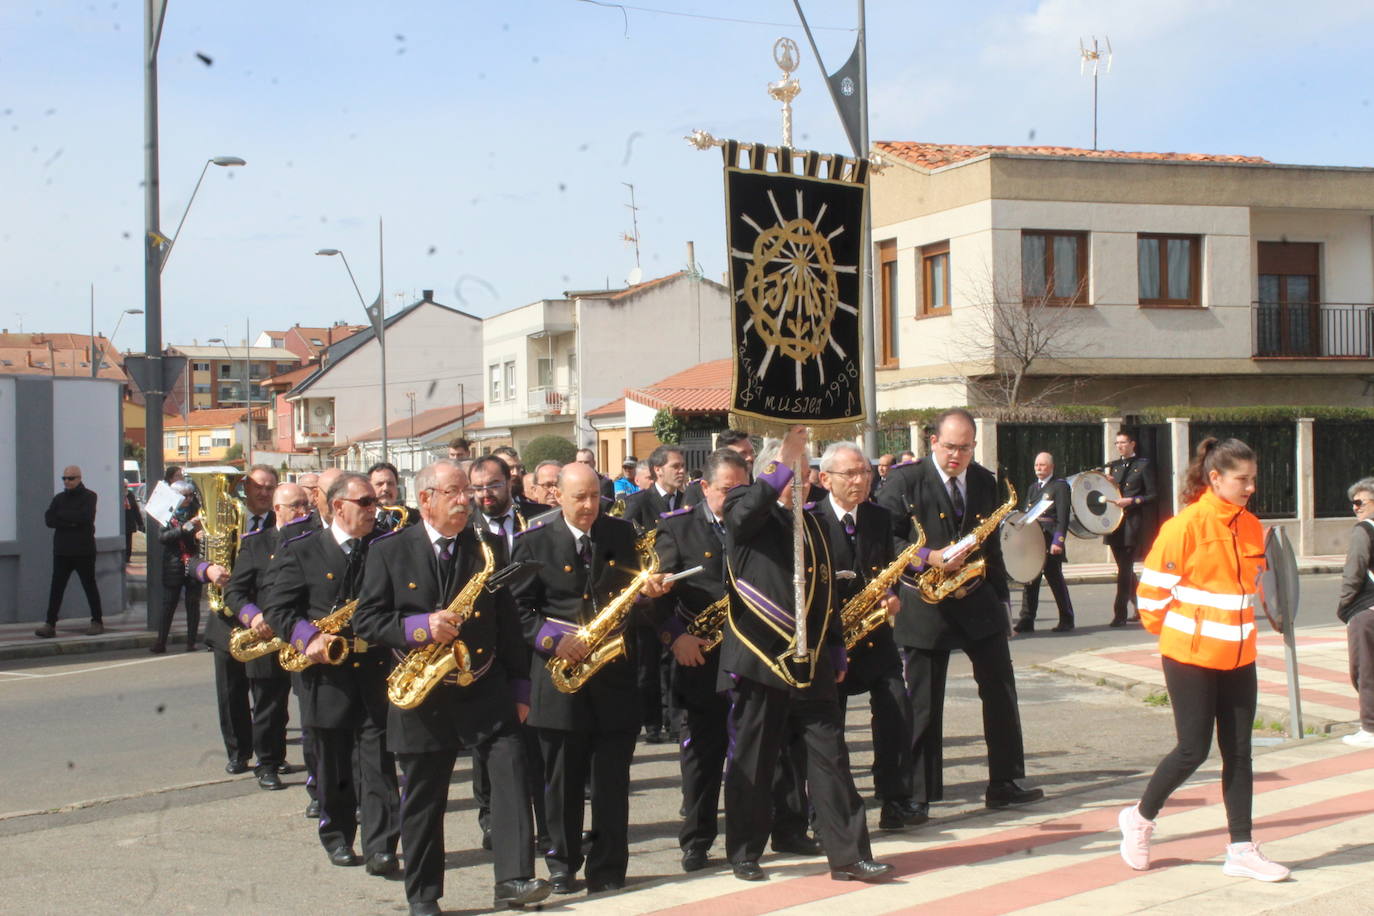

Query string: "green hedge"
[[523, 434, 577, 466], [878, 404, 1114, 427], [1136, 405, 1374, 423]]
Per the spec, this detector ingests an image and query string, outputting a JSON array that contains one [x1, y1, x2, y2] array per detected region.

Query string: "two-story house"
[[167, 344, 301, 413], [869, 142, 1374, 411], [477, 270, 732, 451]]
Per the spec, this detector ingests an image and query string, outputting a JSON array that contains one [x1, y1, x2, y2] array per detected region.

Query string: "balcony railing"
[[527, 386, 572, 416], [1253, 301, 1374, 358]]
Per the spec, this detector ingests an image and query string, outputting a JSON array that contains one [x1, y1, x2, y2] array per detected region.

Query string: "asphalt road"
[[0, 575, 1349, 914]]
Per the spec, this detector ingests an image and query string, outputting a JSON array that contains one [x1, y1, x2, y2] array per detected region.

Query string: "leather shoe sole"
[[365, 852, 399, 876], [256, 770, 284, 790], [985, 784, 1045, 809], [493, 878, 551, 908], [224, 760, 249, 775], [681, 849, 709, 872], [328, 847, 360, 867], [548, 874, 578, 895], [831, 860, 894, 882], [732, 860, 766, 881], [586, 881, 624, 894]]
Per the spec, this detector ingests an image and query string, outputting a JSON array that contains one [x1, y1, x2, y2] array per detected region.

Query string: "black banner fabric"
[[725, 164, 866, 435]]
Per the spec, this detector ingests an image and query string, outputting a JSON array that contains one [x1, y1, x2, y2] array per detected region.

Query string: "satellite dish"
[[626, 267, 643, 286]]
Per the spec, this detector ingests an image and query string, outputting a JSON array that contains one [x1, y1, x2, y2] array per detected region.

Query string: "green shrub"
[[523, 435, 577, 467]]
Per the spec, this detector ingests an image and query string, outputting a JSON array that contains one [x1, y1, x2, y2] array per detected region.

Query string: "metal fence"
[[1254, 302, 1374, 358], [1313, 421, 1374, 517], [1187, 422, 1295, 518], [995, 423, 1101, 497]]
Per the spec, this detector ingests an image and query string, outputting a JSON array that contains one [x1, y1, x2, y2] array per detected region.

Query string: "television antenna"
[[621, 181, 642, 284], [1079, 35, 1112, 150]]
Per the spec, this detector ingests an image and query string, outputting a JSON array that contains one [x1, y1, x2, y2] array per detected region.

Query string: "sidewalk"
[[1041, 625, 1359, 736]]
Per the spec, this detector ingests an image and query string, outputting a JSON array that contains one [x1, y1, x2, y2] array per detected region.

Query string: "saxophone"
[[277, 599, 359, 673], [228, 626, 285, 662], [185, 469, 244, 616], [686, 594, 729, 652], [386, 537, 496, 709], [916, 479, 1017, 603], [548, 531, 659, 694], [841, 521, 927, 651]]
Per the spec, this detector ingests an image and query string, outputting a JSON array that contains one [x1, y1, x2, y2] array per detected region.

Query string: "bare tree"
[[949, 263, 1091, 409]]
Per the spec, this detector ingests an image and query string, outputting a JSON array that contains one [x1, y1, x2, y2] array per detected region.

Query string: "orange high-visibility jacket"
[[1136, 489, 1266, 671]]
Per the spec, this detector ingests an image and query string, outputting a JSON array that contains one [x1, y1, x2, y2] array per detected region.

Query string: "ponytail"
[[1181, 437, 1256, 505]]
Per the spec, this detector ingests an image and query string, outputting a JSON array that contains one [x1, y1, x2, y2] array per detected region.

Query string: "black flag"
[[826, 40, 864, 157]]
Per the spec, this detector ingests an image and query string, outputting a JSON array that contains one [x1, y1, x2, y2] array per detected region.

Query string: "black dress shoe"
[[1051, 622, 1075, 632], [1012, 620, 1034, 634], [831, 859, 894, 882], [644, 726, 665, 744], [879, 800, 916, 830], [305, 799, 321, 819], [586, 880, 624, 894], [985, 780, 1045, 809], [276, 763, 299, 775], [771, 834, 822, 856], [365, 851, 399, 876], [256, 768, 284, 790], [548, 873, 578, 895], [408, 902, 441, 916], [224, 759, 249, 775], [681, 848, 710, 872], [732, 860, 766, 881], [493, 877, 551, 908], [328, 846, 360, 867], [149, 642, 166, 654], [902, 800, 930, 824]]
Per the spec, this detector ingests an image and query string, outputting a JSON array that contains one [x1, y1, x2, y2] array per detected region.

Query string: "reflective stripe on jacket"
[[1136, 489, 1266, 671]]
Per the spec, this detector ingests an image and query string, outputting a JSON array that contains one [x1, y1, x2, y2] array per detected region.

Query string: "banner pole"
[[792, 449, 808, 660]]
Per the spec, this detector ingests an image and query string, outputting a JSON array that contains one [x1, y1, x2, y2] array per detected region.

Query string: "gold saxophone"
[[386, 537, 496, 709], [607, 496, 627, 518], [378, 504, 416, 532], [228, 626, 285, 662], [185, 469, 244, 616], [916, 479, 1017, 603], [841, 521, 927, 651], [686, 594, 729, 652], [548, 531, 659, 694], [277, 599, 359, 673]]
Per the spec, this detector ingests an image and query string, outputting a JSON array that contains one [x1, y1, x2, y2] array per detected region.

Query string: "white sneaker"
[[1118, 804, 1154, 870], [1342, 728, 1374, 748], [1222, 842, 1290, 882]]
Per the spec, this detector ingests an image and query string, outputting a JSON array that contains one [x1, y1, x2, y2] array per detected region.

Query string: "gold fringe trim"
[[728, 412, 869, 441]]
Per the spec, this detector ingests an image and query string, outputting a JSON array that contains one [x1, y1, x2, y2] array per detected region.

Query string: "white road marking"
[[0, 654, 175, 681]]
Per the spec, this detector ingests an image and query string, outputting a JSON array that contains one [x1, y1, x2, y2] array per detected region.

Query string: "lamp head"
[[125, 308, 144, 316], [211, 156, 246, 167], [315, 249, 340, 257]]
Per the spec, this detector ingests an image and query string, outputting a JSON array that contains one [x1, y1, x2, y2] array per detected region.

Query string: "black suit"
[[625, 485, 686, 737], [1105, 455, 1156, 622], [213, 526, 291, 773], [354, 524, 534, 905], [1016, 477, 1074, 629], [875, 459, 1028, 804], [262, 526, 399, 859], [720, 466, 871, 869], [511, 513, 642, 885], [810, 498, 913, 804], [45, 484, 102, 625]]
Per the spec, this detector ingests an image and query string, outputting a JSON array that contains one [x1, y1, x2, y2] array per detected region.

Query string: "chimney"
[[686, 241, 695, 274], [422, 289, 434, 302]]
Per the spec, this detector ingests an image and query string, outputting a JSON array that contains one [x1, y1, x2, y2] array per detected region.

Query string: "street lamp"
[[159, 156, 247, 273], [208, 336, 252, 467], [316, 247, 388, 462], [90, 304, 143, 377]]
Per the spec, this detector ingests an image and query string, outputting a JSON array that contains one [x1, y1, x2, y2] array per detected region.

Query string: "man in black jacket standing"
[[721, 427, 891, 884], [354, 461, 549, 916], [876, 409, 1041, 816], [511, 461, 653, 895], [811, 442, 922, 831], [1014, 452, 1075, 634], [1105, 430, 1156, 626], [36, 465, 103, 638]]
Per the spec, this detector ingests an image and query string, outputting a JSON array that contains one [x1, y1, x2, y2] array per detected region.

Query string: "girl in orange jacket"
[[1117, 438, 1289, 882]]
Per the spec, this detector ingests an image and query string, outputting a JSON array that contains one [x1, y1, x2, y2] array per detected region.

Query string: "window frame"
[[503, 361, 517, 402], [920, 241, 951, 319], [1137, 233, 1202, 308], [877, 239, 899, 367], [1021, 230, 1089, 307], [488, 364, 502, 402]]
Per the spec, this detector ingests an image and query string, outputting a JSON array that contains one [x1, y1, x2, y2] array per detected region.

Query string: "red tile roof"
[[0, 332, 126, 379], [172, 406, 266, 426], [874, 141, 1269, 171], [586, 397, 626, 418], [261, 363, 318, 388], [625, 358, 732, 415], [346, 401, 484, 445], [611, 271, 685, 300]]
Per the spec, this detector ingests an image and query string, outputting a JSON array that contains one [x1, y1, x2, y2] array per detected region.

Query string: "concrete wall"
[[0, 376, 125, 623]]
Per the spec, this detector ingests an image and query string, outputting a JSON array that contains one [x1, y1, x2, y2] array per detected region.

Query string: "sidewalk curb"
[[0, 632, 165, 662], [1035, 659, 1348, 736], [1060, 562, 1342, 586]]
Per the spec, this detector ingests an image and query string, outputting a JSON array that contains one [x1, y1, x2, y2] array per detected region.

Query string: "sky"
[[4, 0, 1374, 352]]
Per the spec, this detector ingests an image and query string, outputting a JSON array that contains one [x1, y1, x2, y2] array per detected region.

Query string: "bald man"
[[36, 465, 103, 638], [511, 461, 661, 894]]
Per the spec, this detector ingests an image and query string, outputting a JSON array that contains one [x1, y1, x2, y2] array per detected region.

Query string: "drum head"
[[1000, 510, 1046, 584], [1068, 471, 1123, 538]]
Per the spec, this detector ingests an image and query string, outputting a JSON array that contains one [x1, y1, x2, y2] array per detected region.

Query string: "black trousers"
[[46, 554, 102, 625], [634, 625, 663, 731], [538, 726, 637, 884], [157, 576, 201, 647], [313, 718, 400, 857], [1139, 658, 1256, 842], [770, 731, 811, 840], [723, 677, 870, 869], [846, 667, 913, 802], [1021, 534, 1074, 626], [473, 723, 549, 845], [902, 639, 1026, 803], [301, 725, 319, 803], [398, 728, 534, 905], [1110, 544, 1138, 621]]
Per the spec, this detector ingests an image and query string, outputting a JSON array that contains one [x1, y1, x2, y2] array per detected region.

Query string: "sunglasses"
[[62, 475, 80, 481], [339, 495, 379, 508], [1355, 499, 1372, 509]]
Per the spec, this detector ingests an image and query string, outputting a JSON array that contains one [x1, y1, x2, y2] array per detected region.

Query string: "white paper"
[[942, 533, 976, 563], [143, 480, 182, 526], [664, 565, 704, 584], [1022, 496, 1053, 526]]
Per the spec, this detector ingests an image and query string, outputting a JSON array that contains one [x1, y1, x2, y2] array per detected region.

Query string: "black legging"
[[1139, 657, 1256, 842]]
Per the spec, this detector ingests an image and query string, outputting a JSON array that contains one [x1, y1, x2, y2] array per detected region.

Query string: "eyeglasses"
[[934, 442, 974, 454], [425, 486, 468, 499], [826, 468, 869, 479], [339, 495, 379, 508], [1355, 499, 1372, 509], [62, 475, 80, 481], [465, 482, 506, 494]]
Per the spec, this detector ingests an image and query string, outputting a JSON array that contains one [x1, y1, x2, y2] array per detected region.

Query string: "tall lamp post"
[[91, 305, 143, 377], [316, 247, 388, 462]]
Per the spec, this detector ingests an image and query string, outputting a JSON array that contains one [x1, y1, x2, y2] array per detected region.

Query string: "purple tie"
[[578, 534, 592, 567], [842, 513, 856, 537]]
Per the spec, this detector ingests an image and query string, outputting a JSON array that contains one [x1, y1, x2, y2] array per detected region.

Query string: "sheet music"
[[1022, 496, 1053, 526]]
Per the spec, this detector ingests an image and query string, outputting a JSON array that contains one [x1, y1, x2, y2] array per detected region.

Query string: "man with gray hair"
[[1339, 477, 1374, 748]]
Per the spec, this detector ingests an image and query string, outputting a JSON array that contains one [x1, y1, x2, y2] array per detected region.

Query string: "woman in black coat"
[[153, 484, 203, 653]]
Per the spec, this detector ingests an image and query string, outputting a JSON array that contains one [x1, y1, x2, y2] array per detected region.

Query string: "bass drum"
[[1000, 510, 1046, 584], [1067, 470, 1124, 539]]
